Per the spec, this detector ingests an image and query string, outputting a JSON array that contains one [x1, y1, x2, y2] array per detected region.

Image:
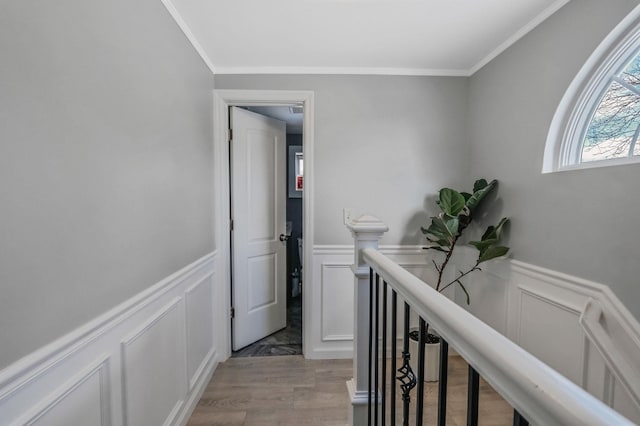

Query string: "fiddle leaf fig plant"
[[421, 178, 510, 306]]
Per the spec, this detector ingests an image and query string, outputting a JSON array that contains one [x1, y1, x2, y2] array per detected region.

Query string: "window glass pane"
[[582, 82, 640, 162], [621, 53, 640, 89]]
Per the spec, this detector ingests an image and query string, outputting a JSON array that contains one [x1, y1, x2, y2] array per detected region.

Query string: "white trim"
[[213, 90, 315, 358], [0, 252, 219, 426], [518, 284, 584, 315], [511, 259, 640, 351], [184, 276, 215, 392], [469, 0, 572, 75], [543, 4, 640, 173], [0, 253, 213, 399], [512, 259, 612, 297], [580, 299, 640, 408], [320, 262, 354, 342], [511, 259, 640, 419], [175, 351, 217, 426], [163, 1, 570, 78], [214, 66, 469, 77], [160, 0, 217, 75], [14, 356, 111, 426], [120, 297, 184, 426]]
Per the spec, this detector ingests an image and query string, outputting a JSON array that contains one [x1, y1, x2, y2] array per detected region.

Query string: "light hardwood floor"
[[188, 355, 513, 425]]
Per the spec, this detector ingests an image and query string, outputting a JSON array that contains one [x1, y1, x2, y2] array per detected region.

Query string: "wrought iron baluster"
[[390, 291, 397, 426], [416, 318, 426, 426], [368, 268, 373, 425], [382, 281, 388, 425], [513, 410, 529, 426], [375, 273, 380, 426], [467, 366, 479, 426], [396, 302, 416, 426], [437, 339, 449, 426]]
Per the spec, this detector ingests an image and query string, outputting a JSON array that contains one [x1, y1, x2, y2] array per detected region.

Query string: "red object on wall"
[[296, 175, 303, 191]]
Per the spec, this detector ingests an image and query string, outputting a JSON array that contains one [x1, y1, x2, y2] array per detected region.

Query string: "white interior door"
[[230, 107, 287, 351]]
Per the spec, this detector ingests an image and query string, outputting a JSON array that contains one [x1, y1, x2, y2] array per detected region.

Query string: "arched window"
[[544, 6, 640, 172]]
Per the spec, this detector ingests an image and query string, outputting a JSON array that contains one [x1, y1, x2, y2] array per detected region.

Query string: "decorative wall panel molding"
[[0, 252, 222, 426], [17, 356, 110, 426], [121, 298, 185, 426], [509, 261, 640, 422], [314, 244, 640, 422], [309, 245, 431, 359], [185, 276, 215, 393]]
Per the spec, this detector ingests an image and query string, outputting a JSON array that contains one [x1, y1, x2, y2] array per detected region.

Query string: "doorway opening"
[[213, 90, 314, 361], [229, 104, 304, 357]]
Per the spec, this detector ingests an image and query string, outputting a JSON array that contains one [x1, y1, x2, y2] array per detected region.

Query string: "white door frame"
[[213, 90, 314, 359]]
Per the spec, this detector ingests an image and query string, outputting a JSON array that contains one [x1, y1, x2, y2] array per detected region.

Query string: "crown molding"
[[163, 0, 571, 78], [214, 66, 470, 77], [469, 0, 572, 75], [160, 0, 217, 75]]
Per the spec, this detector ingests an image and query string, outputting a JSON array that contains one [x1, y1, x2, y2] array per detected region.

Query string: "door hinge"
[[230, 307, 235, 319], [228, 128, 233, 142], [230, 219, 234, 231]]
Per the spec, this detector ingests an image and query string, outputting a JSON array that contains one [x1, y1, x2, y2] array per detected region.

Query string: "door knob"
[[279, 234, 290, 242]]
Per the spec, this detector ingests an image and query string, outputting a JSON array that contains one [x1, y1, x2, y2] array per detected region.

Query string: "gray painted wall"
[[215, 74, 469, 246], [0, 0, 215, 368], [468, 0, 640, 318]]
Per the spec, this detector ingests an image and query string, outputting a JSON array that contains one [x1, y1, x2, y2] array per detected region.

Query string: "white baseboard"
[[0, 252, 223, 426]]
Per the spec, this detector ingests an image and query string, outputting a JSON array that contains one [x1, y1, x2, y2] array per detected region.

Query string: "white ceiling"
[[165, 0, 571, 76]]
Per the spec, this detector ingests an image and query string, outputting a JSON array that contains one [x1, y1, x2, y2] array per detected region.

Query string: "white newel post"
[[346, 214, 388, 426]]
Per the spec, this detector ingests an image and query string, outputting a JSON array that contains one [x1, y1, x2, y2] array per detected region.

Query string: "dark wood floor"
[[188, 354, 513, 425]]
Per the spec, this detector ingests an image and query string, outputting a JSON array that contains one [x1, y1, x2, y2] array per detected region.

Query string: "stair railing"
[[346, 214, 634, 426]]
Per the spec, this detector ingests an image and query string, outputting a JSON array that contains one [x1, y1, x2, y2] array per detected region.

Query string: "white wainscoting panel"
[[0, 252, 223, 426], [310, 242, 640, 421], [320, 263, 355, 342], [327, 242, 640, 422], [121, 298, 185, 426], [185, 276, 214, 393], [18, 356, 110, 426], [309, 246, 431, 359], [509, 261, 640, 423], [517, 288, 585, 384]]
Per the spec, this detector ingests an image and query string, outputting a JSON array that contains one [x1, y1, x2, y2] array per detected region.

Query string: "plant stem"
[[435, 235, 459, 292], [438, 262, 481, 293]]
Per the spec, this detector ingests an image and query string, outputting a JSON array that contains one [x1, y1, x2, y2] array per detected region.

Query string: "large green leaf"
[[469, 238, 498, 254], [423, 221, 446, 240], [443, 215, 459, 237], [481, 217, 509, 241], [426, 234, 450, 248], [427, 215, 458, 244], [478, 246, 509, 263], [473, 179, 489, 193], [439, 188, 466, 216], [465, 179, 497, 212]]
